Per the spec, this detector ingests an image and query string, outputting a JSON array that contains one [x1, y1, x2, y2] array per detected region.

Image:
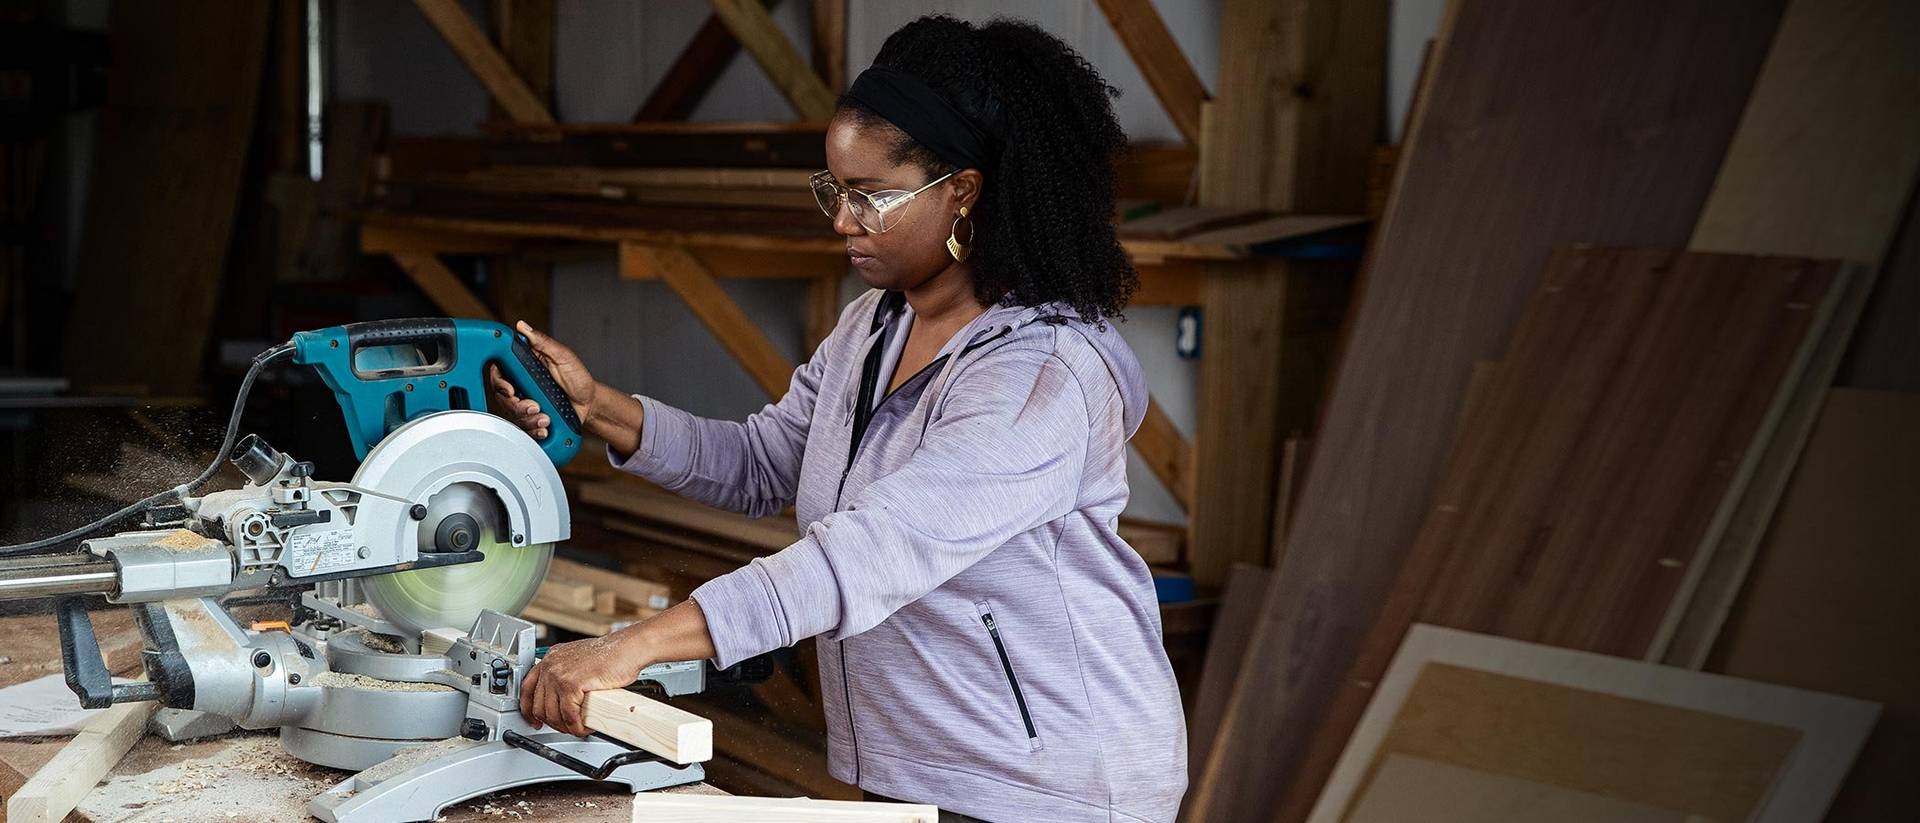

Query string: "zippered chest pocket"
[[976, 600, 1044, 752]]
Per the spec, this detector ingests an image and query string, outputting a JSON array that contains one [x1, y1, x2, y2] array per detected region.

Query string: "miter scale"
[[0, 318, 721, 822]]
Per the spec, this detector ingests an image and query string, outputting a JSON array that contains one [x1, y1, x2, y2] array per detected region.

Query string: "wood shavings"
[[153, 529, 214, 550], [311, 671, 453, 692], [77, 733, 344, 821]]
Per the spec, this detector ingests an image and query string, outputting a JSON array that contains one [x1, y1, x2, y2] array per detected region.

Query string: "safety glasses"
[[810, 169, 955, 234]]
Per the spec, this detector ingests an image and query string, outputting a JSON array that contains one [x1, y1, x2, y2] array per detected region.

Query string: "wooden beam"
[[360, 224, 517, 255], [6, 699, 157, 823], [584, 689, 713, 764], [1094, 0, 1209, 145], [1187, 262, 1288, 586], [635, 1, 781, 122], [1132, 396, 1194, 512], [488, 0, 554, 120], [708, 0, 837, 122], [627, 794, 938, 821], [621, 241, 797, 399], [1197, 0, 1386, 213], [389, 252, 497, 320], [420, 627, 467, 655], [809, 0, 847, 93], [806, 273, 842, 352], [412, 0, 555, 124]]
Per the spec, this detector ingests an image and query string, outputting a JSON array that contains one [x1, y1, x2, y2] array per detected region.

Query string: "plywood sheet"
[[1688, 0, 1920, 262], [1709, 389, 1920, 822], [1190, 0, 1790, 816], [1345, 755, 1691, 823], [1415, 248, 1842, 653], [1375, 664, 1797, 821], [1311, 626, 1878, 823]]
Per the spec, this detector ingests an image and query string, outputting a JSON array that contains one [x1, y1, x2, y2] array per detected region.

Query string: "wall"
[[326, 0, 1443, 525]]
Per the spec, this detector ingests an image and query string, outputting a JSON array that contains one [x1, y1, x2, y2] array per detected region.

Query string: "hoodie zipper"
[[980, 607, 1041, 746], [831, 303, 1016, 780]]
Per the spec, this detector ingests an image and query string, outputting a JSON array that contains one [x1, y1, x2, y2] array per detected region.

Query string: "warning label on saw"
[[288, 528, 359, 575]]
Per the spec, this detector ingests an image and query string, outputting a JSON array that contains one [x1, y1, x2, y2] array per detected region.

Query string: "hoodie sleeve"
[[689, 343, 1090, 667], [607, 295, 869, 519]]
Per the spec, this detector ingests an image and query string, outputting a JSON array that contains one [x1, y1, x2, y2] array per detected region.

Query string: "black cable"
[[0, 342, 295, 556]]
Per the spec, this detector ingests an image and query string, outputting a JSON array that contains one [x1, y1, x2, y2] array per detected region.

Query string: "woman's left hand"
[[519, 630, 651, 737]]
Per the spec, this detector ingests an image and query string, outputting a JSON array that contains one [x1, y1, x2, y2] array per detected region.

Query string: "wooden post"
[[413, 0, 554, 124], [1093, 0, 1209, 145], [708, 0, 837, 121], [621, 242, 797, 399], [810, 0, 848, 93]]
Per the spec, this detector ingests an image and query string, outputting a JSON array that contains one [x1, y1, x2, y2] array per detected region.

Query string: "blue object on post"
[[291, 318, 583, 466]]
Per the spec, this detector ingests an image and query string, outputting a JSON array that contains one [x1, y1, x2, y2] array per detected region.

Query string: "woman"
[[494, 15, 1185, 822]]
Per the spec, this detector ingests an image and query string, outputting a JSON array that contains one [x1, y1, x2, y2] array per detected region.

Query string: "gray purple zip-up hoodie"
[[610, 288, 1187, 822]]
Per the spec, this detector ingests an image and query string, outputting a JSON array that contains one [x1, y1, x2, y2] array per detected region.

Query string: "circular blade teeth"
[[361, 482, 551, 637]]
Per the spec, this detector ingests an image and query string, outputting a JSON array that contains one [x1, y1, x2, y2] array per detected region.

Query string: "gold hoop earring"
[[947, 206, 974, 262]]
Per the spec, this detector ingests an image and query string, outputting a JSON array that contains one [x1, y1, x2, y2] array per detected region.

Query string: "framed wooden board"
[[1309, 625, 1878, 823]]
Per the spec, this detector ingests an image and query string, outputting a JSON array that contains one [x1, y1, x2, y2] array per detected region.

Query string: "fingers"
[[557, 681, 588, 737], [487, 364, 519, 401], [519, 662, 544, 728], [516, 321, 565, 361]]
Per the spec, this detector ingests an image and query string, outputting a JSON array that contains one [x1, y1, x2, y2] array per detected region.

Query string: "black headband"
[[844, 65, 998, 173]]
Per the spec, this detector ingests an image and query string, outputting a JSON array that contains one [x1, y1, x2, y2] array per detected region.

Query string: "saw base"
[[308, 732, 704, 822]]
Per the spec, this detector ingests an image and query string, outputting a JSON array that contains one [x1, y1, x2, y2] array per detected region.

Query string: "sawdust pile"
[[339, 625, 410, 654], [77, 733, 342, 822], [153, 529, 214, 550], [311, 671, 454, 692]]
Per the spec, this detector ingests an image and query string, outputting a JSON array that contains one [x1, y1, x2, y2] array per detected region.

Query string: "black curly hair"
[[839, 15, 1136, 322]]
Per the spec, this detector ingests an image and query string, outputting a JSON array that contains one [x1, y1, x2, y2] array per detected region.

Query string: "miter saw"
[[0, 318, 725, 822]]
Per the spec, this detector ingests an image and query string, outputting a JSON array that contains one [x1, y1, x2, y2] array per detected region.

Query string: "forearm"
[[620, 599, 718, 669], [584, 382, 646, 457]]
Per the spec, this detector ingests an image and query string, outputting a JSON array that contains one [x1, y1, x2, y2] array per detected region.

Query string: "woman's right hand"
[[488, 321, 599, 440]]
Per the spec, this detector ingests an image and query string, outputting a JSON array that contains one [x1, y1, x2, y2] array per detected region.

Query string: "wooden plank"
[[6, 699, 158, 823], [488, 0, 554, 121], [707, 0, 837, 122], [389, 252, 498, 320], [634, 2, 779, 122], [521, 601, 649, 636], [1267, 434, 1306, 563], [412, 0, 554, 124], [1706, 389, 1920, 822], [62, 1, 269, 393], [1308, 626, 1877, 823], [421, 626, 467, 656], [1688, 0, 1920, 262], [360, 223, 517, 255], [626, 794, 936, 822], [535, 577, 595, 610], [1347, 754, 1694, 823], [1131, 396, 1194, 512], [1117, 518, 1183, 566], [1093, 0, 1209, 145], [1186, 563, 1272, 791], [1197, 0, 1386, 213], [579, 478, 798, 552], [809, 0, 846, 93], [583, 689, 713, 764], [622, 242, 798, 400], [1655, 261, 1875, 666], [1187, 258, 1350, 586], [548, 556, 673, 611], [1285, 249, 1845, 823], [1116, 207, 1265, 241], [1189, 0, 1791, 817], [805, 273, 842, 353]]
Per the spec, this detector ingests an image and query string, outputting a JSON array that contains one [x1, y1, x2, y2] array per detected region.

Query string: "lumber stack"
[[521, 556, 674, 637], [1189, 0, 1920, 820]]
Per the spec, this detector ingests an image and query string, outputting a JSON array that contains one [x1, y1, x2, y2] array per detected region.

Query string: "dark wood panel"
[[1187, 1, 1790, 819]]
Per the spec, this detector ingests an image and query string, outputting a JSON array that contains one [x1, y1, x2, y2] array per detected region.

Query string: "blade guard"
[[292, 318, 582, 466]]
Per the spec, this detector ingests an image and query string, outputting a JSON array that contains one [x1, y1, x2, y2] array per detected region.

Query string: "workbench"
[[0, 609, 724, 822]]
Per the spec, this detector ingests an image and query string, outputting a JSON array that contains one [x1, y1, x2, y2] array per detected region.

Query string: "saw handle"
[[56, 597, 163, 709], [292, 318, 583, 465]]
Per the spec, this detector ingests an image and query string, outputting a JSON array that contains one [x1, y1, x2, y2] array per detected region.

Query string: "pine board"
[[1191, 0, 1790, 818], [1687, 0, 1920, 262]]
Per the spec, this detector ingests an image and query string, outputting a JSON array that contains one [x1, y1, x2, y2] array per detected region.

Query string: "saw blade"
[[361, 482, 551, 637]]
